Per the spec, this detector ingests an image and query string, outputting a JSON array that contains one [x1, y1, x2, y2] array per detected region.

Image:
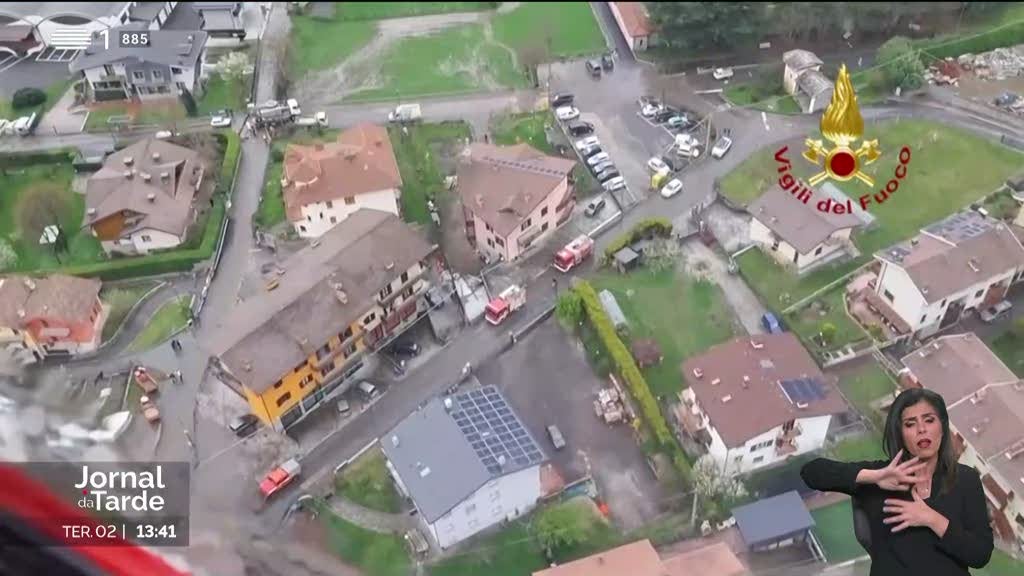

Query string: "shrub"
[[217, 130, 241, 195], [271, 146, 285, 163], [555, 291, 584, 328], [603, 218, 673, 263], [12, 87, 46, 110], [0, 149, 75, 168], [820, 322, 838, 345]]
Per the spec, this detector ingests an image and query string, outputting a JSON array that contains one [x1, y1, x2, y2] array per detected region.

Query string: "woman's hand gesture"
[[864, 450, 925, 491]]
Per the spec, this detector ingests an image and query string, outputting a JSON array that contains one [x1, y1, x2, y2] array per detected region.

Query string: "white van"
[[357, 381, 379, 400]]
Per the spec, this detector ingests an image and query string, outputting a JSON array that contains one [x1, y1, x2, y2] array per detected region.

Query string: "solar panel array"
[[450, 386, 544, 476], [779, 378, 827, 405], [925, 211, 992, 244]]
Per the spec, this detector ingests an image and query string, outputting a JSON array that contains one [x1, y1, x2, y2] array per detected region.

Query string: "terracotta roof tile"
[[0, 275, 100, 327], [615, 2, 654, 37]]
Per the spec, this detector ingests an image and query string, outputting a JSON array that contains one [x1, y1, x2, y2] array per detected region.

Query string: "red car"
[[259, 458, 301, 499]]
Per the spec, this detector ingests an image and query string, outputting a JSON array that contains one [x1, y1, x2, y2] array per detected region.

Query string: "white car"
[[287, 98, 301, 116], [660, 178, 683, 198], [711, 136, 733, 159], [641, 103, 663, 117], [586, 151, 610, 166], [675, 133, 702, 158], [555, 106, 580, 121], [647, 156, 669, 173], [154, 130, 174, 140], [210, 113, 232, 128], [713, 67, 734, 80], [603, 176, 625, 192], [574, 136, 600, 150]]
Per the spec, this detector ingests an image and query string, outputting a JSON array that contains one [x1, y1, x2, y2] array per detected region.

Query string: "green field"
[[428, 523, 545, 576], [784, 285, 869, 354], [0, 163, 104, 273], [126, 295, 191, 353], [989, 324, 1024, 377], [335, 450, 403, 514], [592, 269, 737, 396], [735, 248, 859, 308], [977, 549, 1024, 576], [491, 111, 555, 153], [290, 16, 377, 77], [318, 503, 410, 576], [812, 500, 866, 563], [723, 84, 803, 114], [838, 360, 897, 427], [829, 432, 886, 462], [335, 2, 495, 20], [99, 282, 159, 343], [0, 80, 72, 123], [85, 100, 187, 131], [389, 122, 472, 225], [492, 2, 606, 58], [346, 24, 527, 101]]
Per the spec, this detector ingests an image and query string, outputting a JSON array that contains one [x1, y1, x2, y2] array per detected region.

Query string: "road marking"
[[761, 111, 770, 132], [0, 54, 27, 74]]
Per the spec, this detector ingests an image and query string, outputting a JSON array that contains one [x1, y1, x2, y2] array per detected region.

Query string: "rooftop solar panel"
[[779, 378, 827, 405], [450, 385, 545, 475]]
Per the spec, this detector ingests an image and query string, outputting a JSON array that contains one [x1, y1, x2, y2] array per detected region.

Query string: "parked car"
[[580, 144, 603, 158], [586, 152, 610, 166], [259, 458, 301, 499], [210, 111, 232, 127], [596, 167, 620, 182], [641, 102, 664, 117], [980, 300, 1013, 323], [584, 197, 606, 217], [574, 136, 600, 150], [585, 59, 602, 77], [154, 130, 174, 140], [590, 160, 614, 174], [647, 156, 669, 173], [550, 92, 574, 108], [660, 178, 683, 198], [601, 53, 614, 71], [675, 133, 702, 158], [555, 106, 580, 121], [666, 115, 693, 130], [357, 381, 380, 400], [711, 135, 734, 159], [567, 121, 594, 136], [637, 96, 659, 108], [762, 312, 784, 334], [229, 414, 259, 438], [547, 425, 566, 450], [713, 67, 735, 80], [286, 98, 301, 116], [652, 109, 675, 124], [603, 176, 626, 192], [661, 156, 682, 172], [390, 341, 420, 357]]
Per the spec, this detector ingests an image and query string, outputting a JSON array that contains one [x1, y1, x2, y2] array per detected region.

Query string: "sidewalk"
[[326, 496, 412, 534]]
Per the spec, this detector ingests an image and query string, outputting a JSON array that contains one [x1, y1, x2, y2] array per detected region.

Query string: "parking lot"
[[479, 317, 668, 531], [0, 57, 76, 98], [35, 47, 81, 63]]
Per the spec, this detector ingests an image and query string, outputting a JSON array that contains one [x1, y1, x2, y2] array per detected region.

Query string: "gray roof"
[[381, 386, 545, 523], [162, 2, 203, 31], [128, 2, 165, 22], [207, 210, 437, 393], [0, 3, 128, 20], [732, 490, 815, 548], [70, 27, 207, 72], [797, 69, 834, 97], [783, 49, 823, 71], [749, 184, 862, 253]]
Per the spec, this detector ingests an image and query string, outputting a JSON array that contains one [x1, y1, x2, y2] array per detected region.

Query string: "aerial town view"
[[3, 2, 1024, 576]]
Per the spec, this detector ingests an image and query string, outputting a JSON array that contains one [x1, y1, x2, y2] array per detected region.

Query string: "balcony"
[[778, 423, 802, 443], [674, 402, 705, 437], [377, 266, 428, 306], [775, 437, 798, 456]]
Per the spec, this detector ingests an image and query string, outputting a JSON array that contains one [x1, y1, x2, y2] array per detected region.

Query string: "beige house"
[[84, 137, 205, 255], [900, 333, 1024, 550], [282, 123, 403, 238], [873, 211, 1024, 338], [457, 143, 576, 263], [609, 3, 656, 54], [782, 49, 833, 114], [748, 184, 863, 274]]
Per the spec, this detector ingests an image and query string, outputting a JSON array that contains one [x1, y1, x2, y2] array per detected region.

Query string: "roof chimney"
[[16, 309, 25, 319], [711, 378, 721, 386], [152, 152, 160, 161], [721, 395, 733, 403], [124, 170, 134, 179], [243, 362, 252, 372], [386, 262, 395, 271], [87, 208, 96, 216], [742, 375, 750, 388], [123, 156, 134, 166], [146, 193, 156, 202], [692, 368, 704, 379], [141, 172, 151, 182], [497, 454, 507, 468], [911, 238, 919, 246], [797, 401, 809, 409], [23, 278, 36, 291], [160, 171, 169, 181], [968, 258, 980, 272]]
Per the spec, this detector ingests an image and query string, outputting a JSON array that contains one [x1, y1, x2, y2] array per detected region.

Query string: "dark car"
[[652, 109, 675, 124], [596, 167, 620, 182], [550, 92, 574, 108], [601, 53, 614, 71], [567, 121, 594, 137], [390, 341, 420, 357], [661, 156, 681, 172], [585, 59, 602, 78], [580, 144, 603, 158], [762, 312, 784, 334], [590, 160, 614, 175], [229, 414, 259, 437]]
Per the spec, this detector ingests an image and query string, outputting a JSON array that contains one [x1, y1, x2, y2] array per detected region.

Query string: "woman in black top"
[[801, 387, 993, 576]]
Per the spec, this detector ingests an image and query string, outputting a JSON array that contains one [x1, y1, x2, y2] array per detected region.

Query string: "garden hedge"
[[0, 149, 75, 168], [602, 218, 673, 263]]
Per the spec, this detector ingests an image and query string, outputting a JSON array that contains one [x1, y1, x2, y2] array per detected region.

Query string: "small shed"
[[613, 247, 641, 273], [631, 338, 662, 368], [731, 490, 815, 552], [1006, 172, 1024, 193], [598, 289, 628, 330]]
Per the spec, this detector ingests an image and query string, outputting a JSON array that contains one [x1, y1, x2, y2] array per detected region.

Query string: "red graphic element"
[[82, 489, 88, 495], [829, 150, 856, 178]]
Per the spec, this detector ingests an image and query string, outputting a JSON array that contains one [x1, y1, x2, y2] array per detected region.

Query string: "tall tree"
[[217, 51, 253, 109], [18, 184, 71, 262], [648, 2, 765, 52], [876, 36, 925, 92]]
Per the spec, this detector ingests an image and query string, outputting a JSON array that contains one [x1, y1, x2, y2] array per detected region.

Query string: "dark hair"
[[882, 388, 958, 494]]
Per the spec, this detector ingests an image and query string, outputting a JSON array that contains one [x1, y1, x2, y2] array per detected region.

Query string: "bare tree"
[[18, 184, 70, 262], [516, 44, 549, 89], [217, 51, 254, 109]]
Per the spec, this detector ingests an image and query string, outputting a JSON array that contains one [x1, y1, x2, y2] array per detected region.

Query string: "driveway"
[[479, 317, 667, 531], [679, 239, 767, 336]]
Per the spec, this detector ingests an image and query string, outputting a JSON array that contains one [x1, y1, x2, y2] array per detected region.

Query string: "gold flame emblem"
[[803, 64, 881, 186]]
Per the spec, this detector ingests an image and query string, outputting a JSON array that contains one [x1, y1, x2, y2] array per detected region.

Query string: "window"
[[273, 381, 283, 389], [307, 215, 311, 222], [380, 283, 394, 299], [152, 70, 163, 81], [487, 238, 494, 248], [341, 326, 353, 341], [940, 299, 947, 308], [342, 342, 357, 358], [299, 373, 314, 388], [495, 237, 505, 247], [132, 71, 145, 81], [171, 66, 182, 74], [771, 238, 780, 251], [276, 392, 292, 407], [345, 196, 355, 205], [485, 222, 492, 232], [363, 312, 376, 325], [541, 222, 549, 232], [974, 289, 984, 298], [401, 271, 409, 284], [749, 439, 772, 452], [753, 456, 765, 464], [319, 212, 324, 220], [103, 64, 115, 76], [734, 454, 743, 463], [300, 225, 307, 233], [326, 201, 333, 208], [330, 216, 337, 224], [140, 235, 152, 242], [814, 245, 823, 256], [883, 289, 895, 303], [921, 314, 928, 324], [521, 218, 532, 231], [541, 206, 548, 217]]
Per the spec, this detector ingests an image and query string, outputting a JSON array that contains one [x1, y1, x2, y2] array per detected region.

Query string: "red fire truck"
[[485, 285, 526, 325], [553, 235, 594, 273]]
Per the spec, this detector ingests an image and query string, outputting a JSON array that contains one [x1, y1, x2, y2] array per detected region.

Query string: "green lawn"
[[492, 2, 605, 58], [977, 549, 1024, 576], [346, 24, 527, 102], [198, 74, 245, 115], [335, 2, 495, 20], [289, 16, 377, 77], [317, 503, 410, 576], [99, 282, 159, 343], [812, 500, 866, 563], [783, 285, 869, 354], [989, 326, 1024, 377], [723, 84, 803, 114], [85, 101, 187, 131], [389, 121, 472, 225], [829, 432, 886, 462], [591, 269, 736, 396], [735, 248, 859, 308], [0, 163, 104, 273], [335, 450, 403, 514], [0, 79, 72, 122], [428, 523, 546, 576], [126, 295, 191, 353], [838, 360, 897, 427], [491, 111, 555, 154]]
